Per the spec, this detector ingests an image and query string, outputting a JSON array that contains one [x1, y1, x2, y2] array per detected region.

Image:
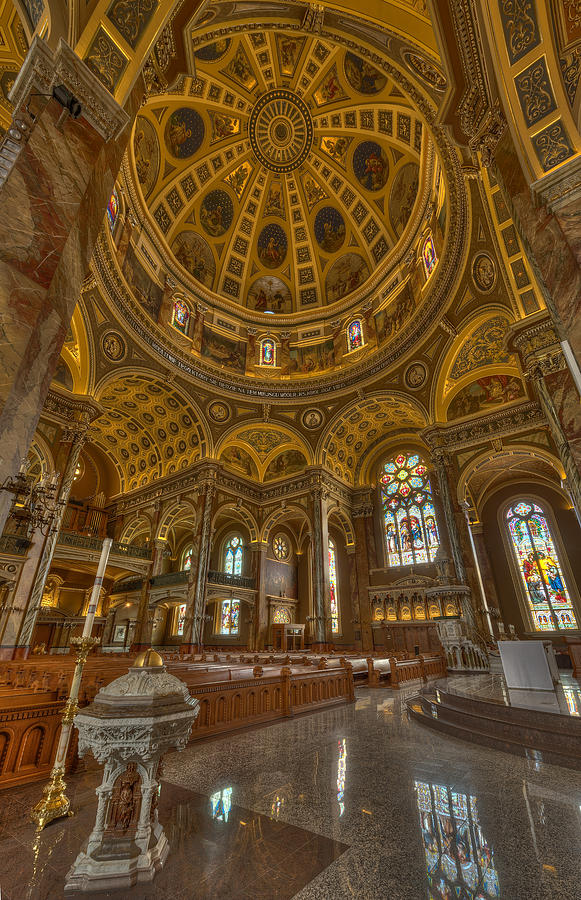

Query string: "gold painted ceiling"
[[131, 30, 428, 315]]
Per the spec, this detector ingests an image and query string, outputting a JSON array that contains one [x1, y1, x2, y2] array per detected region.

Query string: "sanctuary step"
[[406, 678, 581, 770]]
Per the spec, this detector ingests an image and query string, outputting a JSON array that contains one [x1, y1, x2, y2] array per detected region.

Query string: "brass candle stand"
[[31, 634, 100, 830]]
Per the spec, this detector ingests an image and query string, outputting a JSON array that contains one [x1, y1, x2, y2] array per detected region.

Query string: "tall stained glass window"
[[220, 599, 240, 635], [224, 534, 243, 575], [381, 452, 440, 566], [107, 189, 119, 232], [181, 545, 193, 571], [347, 320, 363, 352], [415, 780, 500, 899], [506, 500, 577, 631], [260, 339, 276, 366], [329, 537, 340, 633], [422, 232, 437, 277], [176, 603, 187, 636], [172, 298, 190, 335]]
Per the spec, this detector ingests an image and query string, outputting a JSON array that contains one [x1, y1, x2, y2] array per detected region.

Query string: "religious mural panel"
[[446, 376, 525, 420]]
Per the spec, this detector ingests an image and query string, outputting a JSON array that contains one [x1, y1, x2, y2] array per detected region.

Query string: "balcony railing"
[[57, 532, 152, 560], [0, 534, 31, 556], [151, 570, 189, 587], [207, 570, 255, 590]]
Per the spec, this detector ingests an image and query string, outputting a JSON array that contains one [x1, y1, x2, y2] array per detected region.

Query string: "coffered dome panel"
[[130, 30, 430, 316]]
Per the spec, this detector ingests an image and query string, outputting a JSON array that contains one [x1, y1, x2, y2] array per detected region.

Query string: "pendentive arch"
[[458, 445, 566, 519], [432, 306, 519, 422], [261, 503, 312, 546], [212, 502, 259, 545], [156, 498, 199, 543], [327, 505, 355, 548]]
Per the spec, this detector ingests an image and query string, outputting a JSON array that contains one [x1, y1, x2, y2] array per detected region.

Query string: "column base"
[[11, 646, 30, 660], [310, 642, 329, 652], [179, 643, 200, 655], [129, 643, 153, 654]]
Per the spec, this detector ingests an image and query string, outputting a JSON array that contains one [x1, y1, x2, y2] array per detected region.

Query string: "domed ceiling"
[[131, 31, 427, 315], [100, 7, 461, 393]]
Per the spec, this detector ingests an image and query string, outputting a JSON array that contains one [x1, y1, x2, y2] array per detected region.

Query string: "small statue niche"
[[106, 763, 141, 835]]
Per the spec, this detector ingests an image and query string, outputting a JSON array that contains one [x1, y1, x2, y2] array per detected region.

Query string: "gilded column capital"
[[508, 313, 566, 379]]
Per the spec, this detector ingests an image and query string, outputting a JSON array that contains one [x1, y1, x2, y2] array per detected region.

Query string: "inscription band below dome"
[[249, 89, 314, 174]]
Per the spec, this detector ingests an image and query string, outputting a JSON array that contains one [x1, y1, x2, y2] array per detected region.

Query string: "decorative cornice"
[[508, 313, 566, 378], [42, 389, 103, 426], [422, 401, 546, 452]]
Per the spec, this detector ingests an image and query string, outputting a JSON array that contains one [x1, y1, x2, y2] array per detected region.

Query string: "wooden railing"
[[57, 532, 152, 560]]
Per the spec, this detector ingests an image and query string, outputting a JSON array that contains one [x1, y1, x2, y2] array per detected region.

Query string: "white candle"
[[82, 538, 113, 639]]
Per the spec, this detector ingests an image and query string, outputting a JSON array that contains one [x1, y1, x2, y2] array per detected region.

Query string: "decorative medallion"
[[249, 88, 313, 173], [471, 252, 497, 293], [257, 223, 288, 268], [314, 207, 346, 253], [402, 50, 447, 92], [102, 331, 126, 362], [302, 408, 324, 429], [208, 400, 231, 423], [353, 141, 389, 191], [404, 361, 427, 390], [164, 108, 205, 159]]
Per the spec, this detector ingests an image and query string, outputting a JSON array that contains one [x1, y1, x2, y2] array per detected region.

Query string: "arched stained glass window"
[[506, 500, 578, 631], [107, 189, 119, 232], [347, 320, 363, 352], [181, 545, 193, 571], [422, 232, 437, 277], [329, 537, 340, 633], [260, 338, 276, 366], [220, 599, 240, 634], [224, 534, 243, 575], [176, 603, 187, 636], [172, 298, 190, 335], [381, 452, 440, 566]]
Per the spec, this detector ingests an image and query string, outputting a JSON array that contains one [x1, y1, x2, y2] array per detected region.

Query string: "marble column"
[[310, 489, 329, 648], [131, 532, 165, 652], [0, 37, 137, 535], [352, 511, 373, 652], [432, 451, 477, 631], [253, 544, 268, 650], [4, 422, 88, 659], [510, 315, 581, 521], [181, 475, 216, 653], [494, 135, 581, 369], [470, 523, 500, 638]]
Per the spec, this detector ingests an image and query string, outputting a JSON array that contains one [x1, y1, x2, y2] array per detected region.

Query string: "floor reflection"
[[415, 780, 500, 899], [336, 739, 346, 817], [210, 786, 233, 822]]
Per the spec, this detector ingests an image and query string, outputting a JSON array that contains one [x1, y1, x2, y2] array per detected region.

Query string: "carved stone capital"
[[9, 37, 129, 142], [508, 313, 566, 379]]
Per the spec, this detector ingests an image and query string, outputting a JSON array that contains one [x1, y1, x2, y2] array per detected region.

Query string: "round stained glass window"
[[273, 534, 289, 560]]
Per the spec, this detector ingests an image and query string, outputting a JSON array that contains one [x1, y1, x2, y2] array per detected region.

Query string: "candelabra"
[[0, 462, 62, 535]]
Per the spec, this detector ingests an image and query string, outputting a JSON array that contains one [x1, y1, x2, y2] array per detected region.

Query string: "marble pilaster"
[[352, 510, 373, 652], [131, 530, 164, 652], [253, 544, 268, 650], [0, 37, 137, 535], [310, 488, 329, 647], [181, 470, 217, 652]]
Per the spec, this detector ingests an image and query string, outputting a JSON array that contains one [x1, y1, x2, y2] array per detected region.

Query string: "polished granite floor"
[[2, 681, 581, 899]]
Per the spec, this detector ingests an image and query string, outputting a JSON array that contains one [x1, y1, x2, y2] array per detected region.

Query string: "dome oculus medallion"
[[249, 88, 313, 174]]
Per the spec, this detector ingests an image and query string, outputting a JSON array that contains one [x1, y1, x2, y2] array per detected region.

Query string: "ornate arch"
[[212, 502, 259, 544]]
